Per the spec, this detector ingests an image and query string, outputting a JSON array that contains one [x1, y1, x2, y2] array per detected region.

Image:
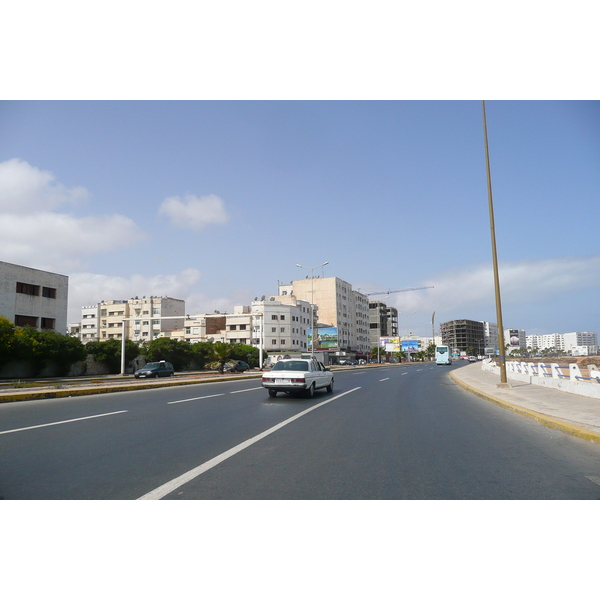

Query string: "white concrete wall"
[[482, 359, 600, 399]]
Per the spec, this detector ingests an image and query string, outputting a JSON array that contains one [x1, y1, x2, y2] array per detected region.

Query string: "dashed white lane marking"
[[585, 476, 600, 486], [0, 410, 128, 435], [168, 394, 225, 405], [402, 372, 408, 375], [380, 378, 390, 381], [138, 387, 362, 500], [229, 387, 262, 394]]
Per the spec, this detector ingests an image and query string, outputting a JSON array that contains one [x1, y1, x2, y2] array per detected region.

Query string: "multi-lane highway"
[[2, 363, 600, 499]]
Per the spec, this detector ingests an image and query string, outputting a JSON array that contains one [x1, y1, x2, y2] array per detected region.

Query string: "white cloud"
[[389, 255, 600, 317], [0, 158, 145, 272], [68, 269, 203, 322], [0, 158, 88, 213], [0, 212, 144, 272], [158, 194, 230, 230]]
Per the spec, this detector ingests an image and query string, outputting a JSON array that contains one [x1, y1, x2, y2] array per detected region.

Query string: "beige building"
[[75, 296, 185, 342], [278, 276, 370, 354]]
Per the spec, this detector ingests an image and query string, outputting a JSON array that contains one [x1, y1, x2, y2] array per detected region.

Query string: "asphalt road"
[[2, 363, 600, 499]]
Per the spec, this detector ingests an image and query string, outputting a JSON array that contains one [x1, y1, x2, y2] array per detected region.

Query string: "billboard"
[[380, 337, 400, 352], [509, 329, 520, 347], [401, 340, 419, 353], [308, 327, 338, 350]]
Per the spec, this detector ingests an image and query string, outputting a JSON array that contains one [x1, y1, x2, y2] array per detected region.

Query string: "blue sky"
[[1, 100, 598, 337]]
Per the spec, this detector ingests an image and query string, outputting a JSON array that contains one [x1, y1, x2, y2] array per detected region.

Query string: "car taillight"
[[291, 378, 305, 383], [262, 377, 270, 382]]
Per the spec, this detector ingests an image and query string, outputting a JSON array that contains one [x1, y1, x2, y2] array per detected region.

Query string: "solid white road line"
[[138, 387, 362, 500], [0, 410, 128, 435], [168, 394, 225, 405]]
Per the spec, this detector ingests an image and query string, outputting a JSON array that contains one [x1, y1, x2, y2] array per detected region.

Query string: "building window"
[[15, 315, 38, 327], [230, 325, 237, 330], [271, 315, 278, 320], [280, 315, 285, 321], [281, 327, 286, 333], [272, 327, 277, 333], [16, 282, 40, 296], [41, 317, 55, 329], [272, 340, 277, 345], [239, 324, 246, 330]]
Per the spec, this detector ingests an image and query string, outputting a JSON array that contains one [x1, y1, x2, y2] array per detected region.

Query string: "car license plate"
[[275, 378, 288, 384]]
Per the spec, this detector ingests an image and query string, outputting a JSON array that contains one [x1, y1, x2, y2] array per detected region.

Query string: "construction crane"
[[364, 286, 434, 296]]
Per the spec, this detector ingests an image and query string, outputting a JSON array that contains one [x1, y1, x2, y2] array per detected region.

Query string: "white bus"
[[435, 345, 452, 365]]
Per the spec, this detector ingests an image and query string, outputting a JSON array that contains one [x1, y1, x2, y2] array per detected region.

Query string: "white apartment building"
[[278, 276, 371, 355], [504, 328, 526, 354], [482, 321, 498, 352], [126, 296, 185, 342], [524, 332, 597, 355], [170, 298, 313, 354], [80, 305, 100, 342], [250, 297, 312, 353], [172, 313, 227, 344], [0, 261, 68, 333], [526, 333, 564, 352], [564, 331, 598, 354], [75, 296, 185, 342]]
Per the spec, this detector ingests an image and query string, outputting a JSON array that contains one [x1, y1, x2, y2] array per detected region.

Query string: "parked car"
[[134, 360, 175, 378], [262, 358, 334, 398], [224, 360, 250, 373]]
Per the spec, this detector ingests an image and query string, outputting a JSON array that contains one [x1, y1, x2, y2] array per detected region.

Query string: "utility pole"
[[482, 100, 509, 387]]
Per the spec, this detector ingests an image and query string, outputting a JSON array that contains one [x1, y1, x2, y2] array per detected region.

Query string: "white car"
[[262, 358, 334, 398]]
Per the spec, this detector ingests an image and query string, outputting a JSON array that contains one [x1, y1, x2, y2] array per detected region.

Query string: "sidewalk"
[[451, 362, 600, 444]]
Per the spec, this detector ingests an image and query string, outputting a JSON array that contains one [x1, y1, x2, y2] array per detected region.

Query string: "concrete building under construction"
[[440, 319, 486, 355]]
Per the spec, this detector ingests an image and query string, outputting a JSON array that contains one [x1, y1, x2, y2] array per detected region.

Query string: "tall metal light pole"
[[482, 100, 509, 386], [296, 261, 329, 356]]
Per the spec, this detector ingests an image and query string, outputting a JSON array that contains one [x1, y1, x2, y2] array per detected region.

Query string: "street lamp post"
[[296, 261, 329, 356], [482, 100, 509, 387]]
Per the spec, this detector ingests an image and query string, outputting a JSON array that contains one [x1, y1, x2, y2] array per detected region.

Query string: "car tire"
[[326, 379, 334, 393], [305, 383, 315, 398], [268, 389, 277, 397]]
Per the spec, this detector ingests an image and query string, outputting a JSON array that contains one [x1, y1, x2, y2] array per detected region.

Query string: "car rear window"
[[272, 361, 309, 372]]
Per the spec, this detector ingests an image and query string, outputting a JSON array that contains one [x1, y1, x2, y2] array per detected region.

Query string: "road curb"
[[450, 370, 600, 445], [0, 373, 263, 403]]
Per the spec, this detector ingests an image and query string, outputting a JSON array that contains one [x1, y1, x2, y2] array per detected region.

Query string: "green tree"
[[228, 343, 263, 368], [208, 342, 236, 373], [36, 329, 87, 376], [87, 339, 140, 374], [0, 316, 15, 366], [190, 341, 215, 369], [0, 320, 87, 376], [145, 338, 194, 370]]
